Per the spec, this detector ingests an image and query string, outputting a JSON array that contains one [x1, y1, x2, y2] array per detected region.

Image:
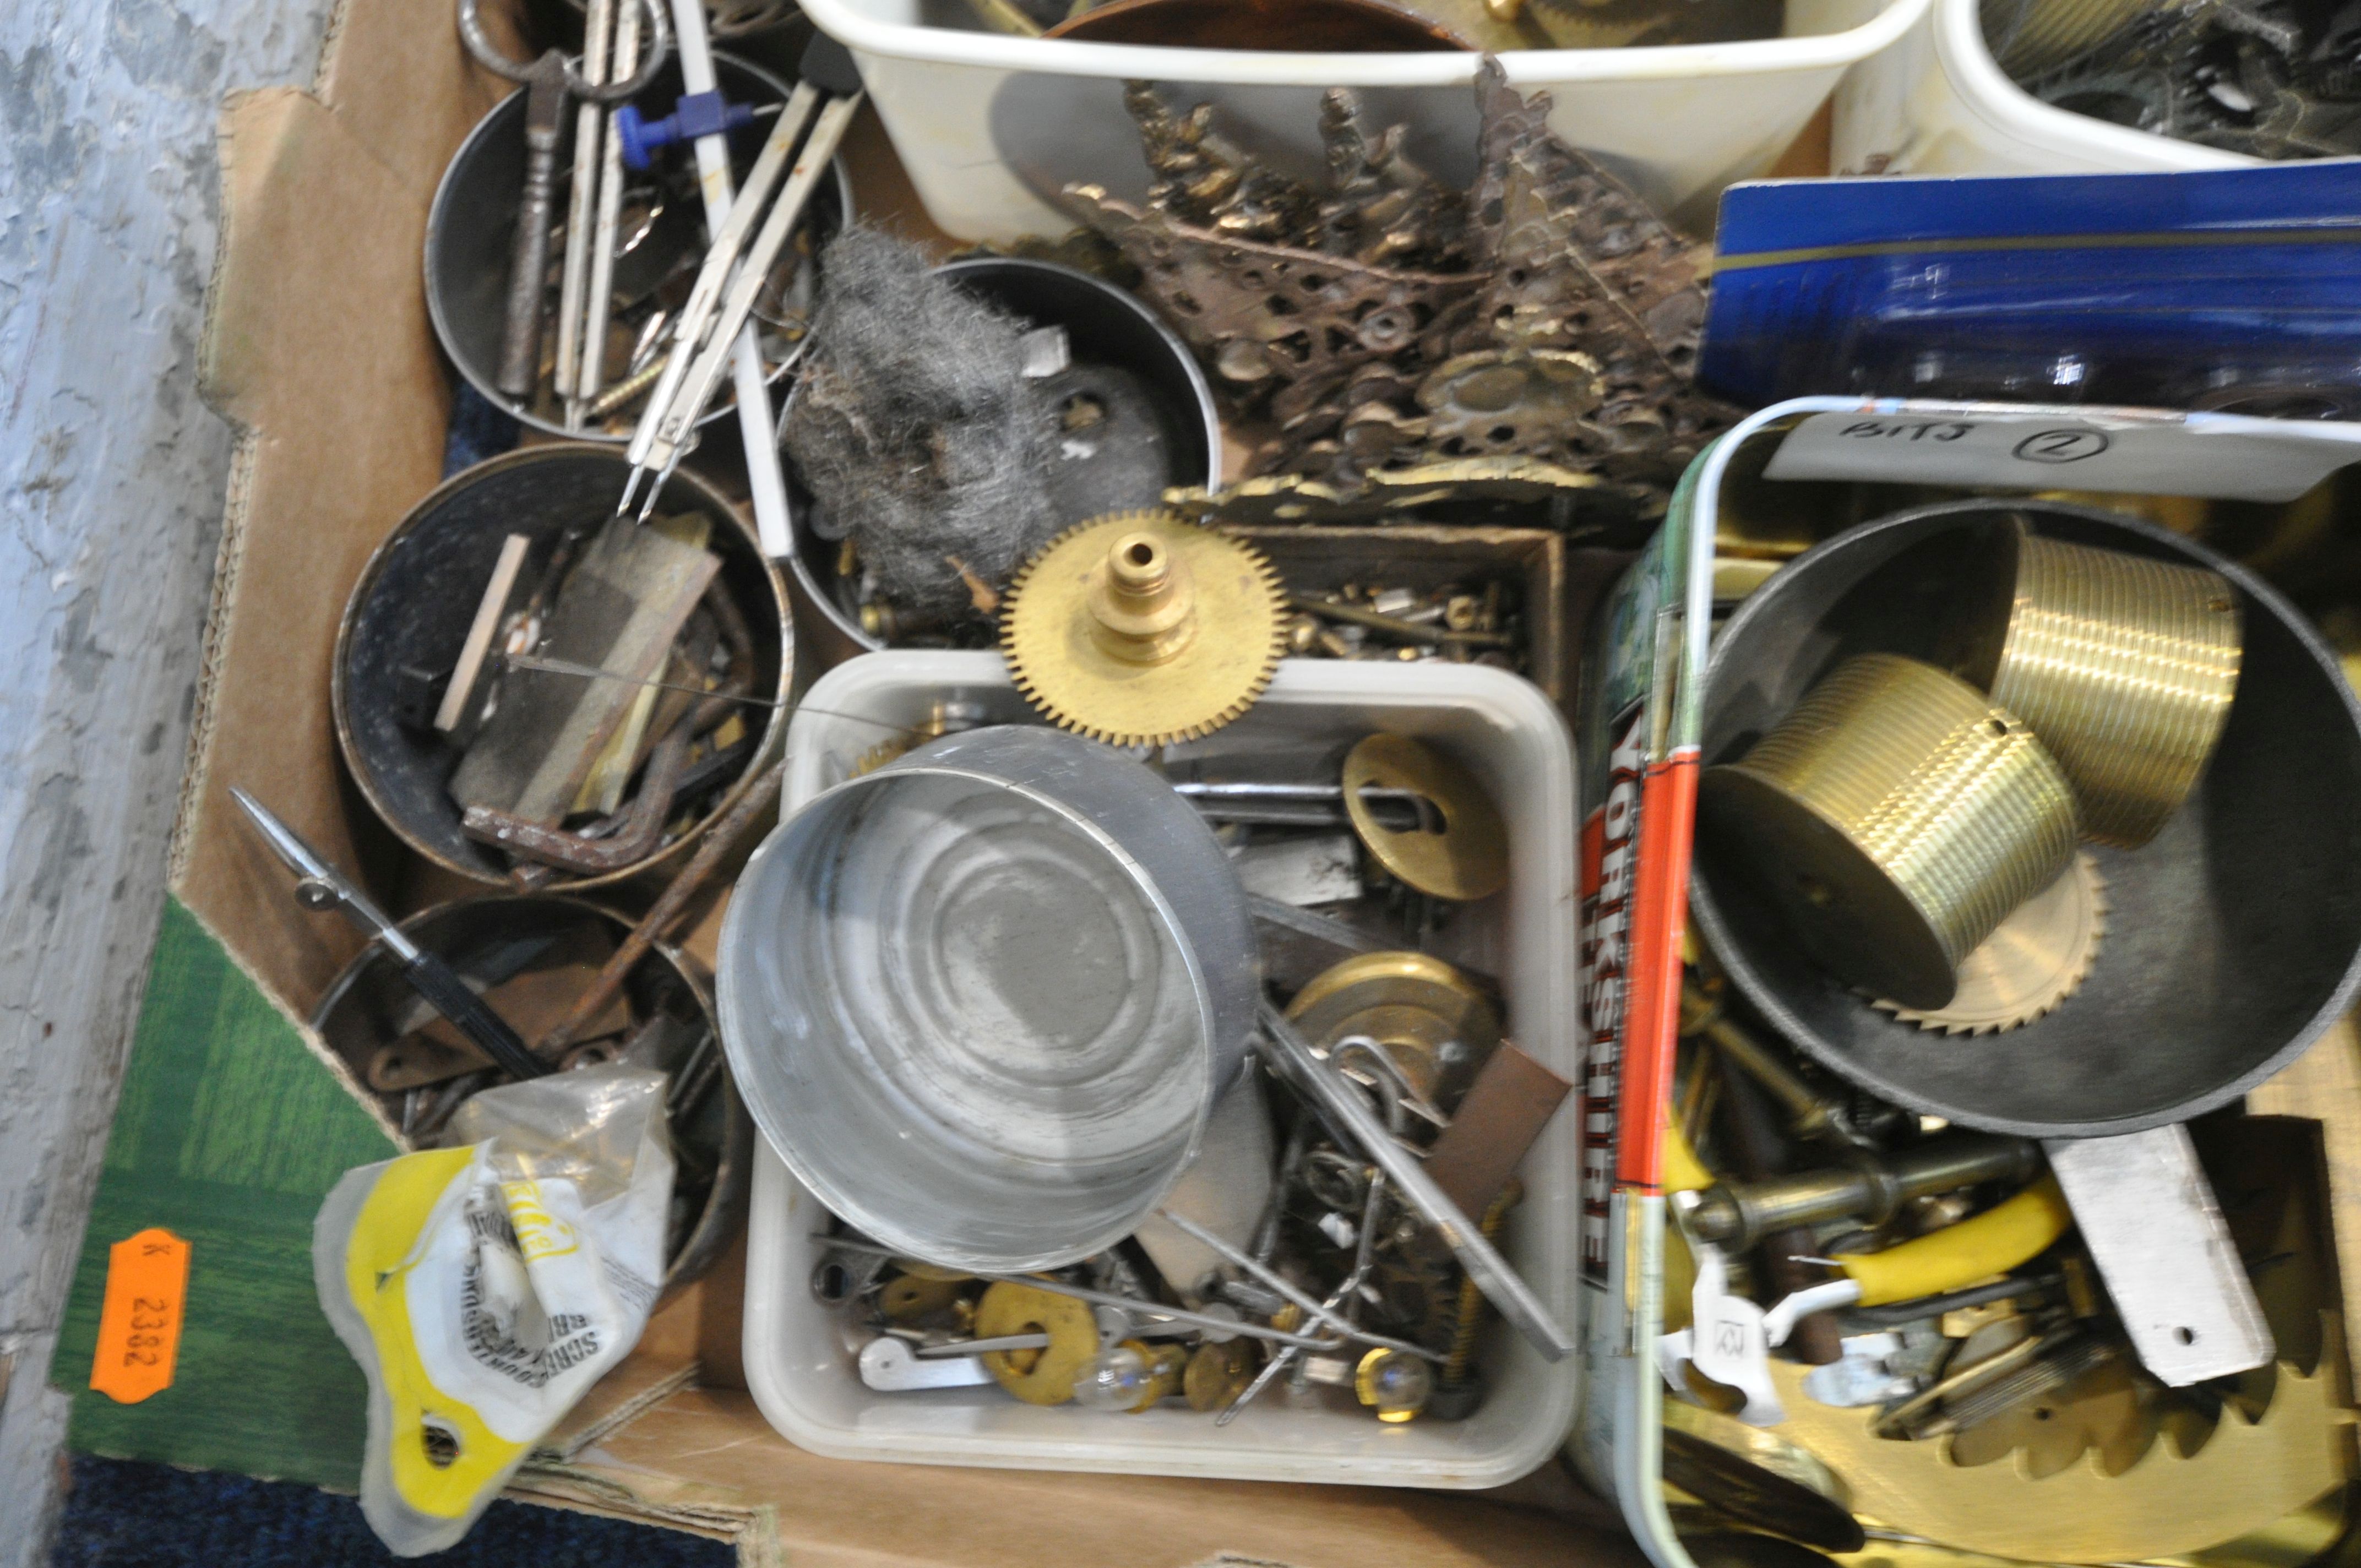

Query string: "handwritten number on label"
[[91, 1228, 189, 1404]]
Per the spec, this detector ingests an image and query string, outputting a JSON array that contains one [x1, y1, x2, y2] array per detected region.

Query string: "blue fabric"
[[442, 382, 521, 480], [51, 1455, 735, 1567]]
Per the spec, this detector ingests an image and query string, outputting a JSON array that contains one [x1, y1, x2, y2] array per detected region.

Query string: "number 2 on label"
[[91, 1227, 189, 1403]]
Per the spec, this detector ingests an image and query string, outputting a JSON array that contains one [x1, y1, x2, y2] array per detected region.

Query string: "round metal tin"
[[716, 724, 1256, 1272], [1688, 499, 2361, 1138]]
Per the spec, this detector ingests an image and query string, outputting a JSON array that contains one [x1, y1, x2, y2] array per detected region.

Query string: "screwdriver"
[[229, 787, 550, 1081]]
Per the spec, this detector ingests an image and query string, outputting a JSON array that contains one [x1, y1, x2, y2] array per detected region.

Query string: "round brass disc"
[[1043, 0, 1475, 51], [1184, 1340, 1257, 1412], [1342, 734, 1509, 901], [1000, 509, 1286, 749], [1875, 854, 2107, 1035], [1946, 1352, 2155, 1478], [1285, 950, 1500, 1104], [975, 1281, 1101, 1406]]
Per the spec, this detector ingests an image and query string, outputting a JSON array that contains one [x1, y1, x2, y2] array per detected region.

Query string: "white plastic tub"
[[805, 0, 1932, 238], [1831, 0, 2253, 176], [739, 650, 1582, 1484]]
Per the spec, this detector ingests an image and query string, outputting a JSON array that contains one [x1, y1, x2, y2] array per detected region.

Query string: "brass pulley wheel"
[[1285, 950, 1500, 1105], [1947, 517, 2240, 848], [1979, 0, 2150, 78], [999, 509, 1287, 748], [1699, 654, 2079, 1011], [1342, 734, 1509, 901]]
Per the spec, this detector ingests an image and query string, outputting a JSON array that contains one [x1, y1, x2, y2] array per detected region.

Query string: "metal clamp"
[[456, 0, 671, 101]]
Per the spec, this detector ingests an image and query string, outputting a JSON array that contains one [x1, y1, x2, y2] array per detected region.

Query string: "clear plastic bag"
[[313, 1065, 673, 1556]]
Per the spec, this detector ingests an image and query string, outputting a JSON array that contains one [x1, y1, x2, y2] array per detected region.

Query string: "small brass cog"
[[1872, 853, 2107, 1036], [999, 509, 1287, 748]]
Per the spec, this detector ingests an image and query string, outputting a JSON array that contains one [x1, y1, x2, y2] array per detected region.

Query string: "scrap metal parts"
[[1063, 60, 1742, 516], [1990, 0, 2361, 160], [1684, 500, 2346, 1140]]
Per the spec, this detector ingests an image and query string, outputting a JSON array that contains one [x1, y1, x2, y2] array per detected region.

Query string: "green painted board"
[[56, 896, 395, 1487]]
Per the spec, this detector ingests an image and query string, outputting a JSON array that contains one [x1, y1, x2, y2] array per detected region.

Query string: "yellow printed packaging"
[[312, 1065, 673, 1556]]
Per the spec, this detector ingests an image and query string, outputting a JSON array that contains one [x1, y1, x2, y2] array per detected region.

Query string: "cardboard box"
[[56, 0, 1640, 1560]]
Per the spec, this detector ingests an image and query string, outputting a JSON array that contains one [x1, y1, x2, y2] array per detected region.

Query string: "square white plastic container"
[[803, 0, 1932, 238], [738, 650, 1582, 1485], [1831, 0, 2253, 176]]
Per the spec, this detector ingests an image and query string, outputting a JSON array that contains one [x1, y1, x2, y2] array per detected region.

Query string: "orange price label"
[[90, 1227, 189, 1404]]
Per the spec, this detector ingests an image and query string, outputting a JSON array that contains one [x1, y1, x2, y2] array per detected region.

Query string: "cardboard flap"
[[541, 1387, 1642, 1568], [182, 78, 465, 1010], [311, 0, 509, 193]]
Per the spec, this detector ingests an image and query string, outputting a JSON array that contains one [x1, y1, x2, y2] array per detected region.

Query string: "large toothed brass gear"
[[1872, 853, 2108, 1036], [999, 509, 1287, 748]]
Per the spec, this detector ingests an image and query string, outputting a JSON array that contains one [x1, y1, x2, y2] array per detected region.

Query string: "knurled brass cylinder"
[[1982, 0, 2148, 78], [1950, 520, 2241, 849], [1699, 654, 2080, 1010]]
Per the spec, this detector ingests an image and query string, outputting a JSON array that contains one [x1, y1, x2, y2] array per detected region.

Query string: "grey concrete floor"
[[0, 0, 339, 1557]]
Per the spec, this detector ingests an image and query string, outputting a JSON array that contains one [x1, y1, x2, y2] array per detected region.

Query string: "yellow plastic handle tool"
[[1662, 1114, 1713, 1194], [1840, 1174, 2072, 1308]]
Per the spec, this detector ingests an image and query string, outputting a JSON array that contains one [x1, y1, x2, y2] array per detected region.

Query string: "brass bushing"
[[1950, 519, 2240, 848], [1699, 654, 2079, 1010], [1087, 530, 1198, 664]]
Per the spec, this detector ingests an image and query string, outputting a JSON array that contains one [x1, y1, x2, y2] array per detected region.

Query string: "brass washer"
[[1184, 1340, 1258, 1412], [1342, 733, 1509, 901], [975, 1280, 1100, 1406]]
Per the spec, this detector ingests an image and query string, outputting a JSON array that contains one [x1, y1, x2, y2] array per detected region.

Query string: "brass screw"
[[1441, 1179, 1523, 1387]]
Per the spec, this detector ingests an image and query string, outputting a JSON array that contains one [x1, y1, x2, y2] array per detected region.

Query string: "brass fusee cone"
[[1947, 518, 2241, 848], [1699, 654, 2080, 1010]]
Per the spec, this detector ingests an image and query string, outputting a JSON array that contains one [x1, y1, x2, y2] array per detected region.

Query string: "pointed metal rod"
[[1256, 1001, 1573, 1361]]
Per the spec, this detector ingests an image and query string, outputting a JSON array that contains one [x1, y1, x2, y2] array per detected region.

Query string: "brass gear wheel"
[[999, 509, 1286, 749], [1872, 853, 2107, 1036]]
